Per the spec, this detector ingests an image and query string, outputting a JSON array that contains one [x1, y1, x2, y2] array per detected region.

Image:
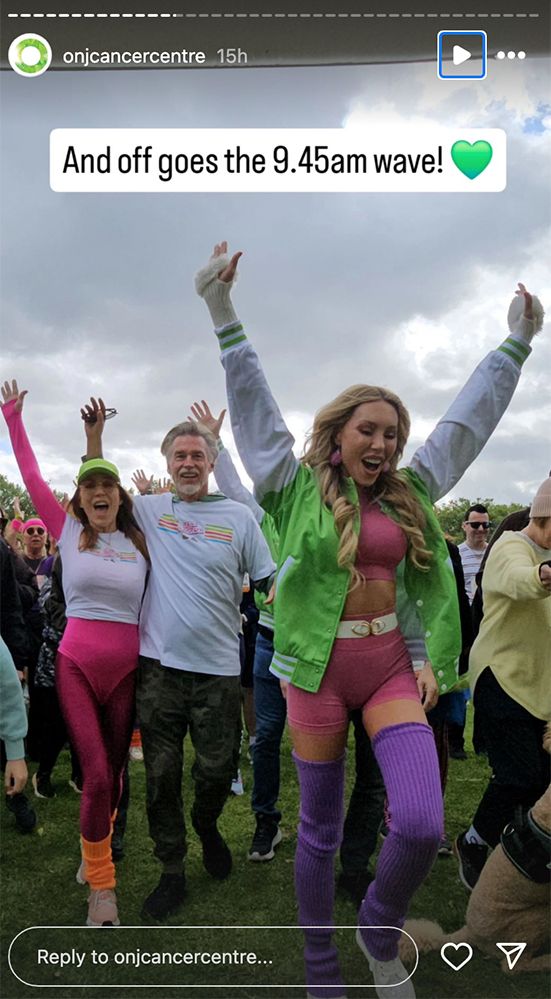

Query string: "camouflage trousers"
[[136, 656, 241, 872]]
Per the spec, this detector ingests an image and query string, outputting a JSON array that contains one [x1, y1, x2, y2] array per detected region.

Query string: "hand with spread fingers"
[[189, 400, 226, 440], [1, 379, 28, 413], [132, 469, 154, 496]]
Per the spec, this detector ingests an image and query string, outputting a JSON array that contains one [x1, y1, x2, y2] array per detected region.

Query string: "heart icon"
[[440, 942, 474, 971], [451, 140, 493, 179]]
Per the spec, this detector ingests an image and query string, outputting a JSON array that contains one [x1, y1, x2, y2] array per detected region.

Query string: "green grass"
[[1, 705, 548, 999]]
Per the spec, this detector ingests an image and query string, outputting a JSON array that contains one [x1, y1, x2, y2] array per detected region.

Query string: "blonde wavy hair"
[[301, 385, 431, 588]]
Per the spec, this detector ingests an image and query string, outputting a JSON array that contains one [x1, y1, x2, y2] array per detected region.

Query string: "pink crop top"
[[355, 495, 408, 581]]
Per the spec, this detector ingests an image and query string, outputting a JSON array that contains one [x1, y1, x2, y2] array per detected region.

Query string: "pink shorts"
[[59, 618, 139, 704], [287, 613, 420, 735]]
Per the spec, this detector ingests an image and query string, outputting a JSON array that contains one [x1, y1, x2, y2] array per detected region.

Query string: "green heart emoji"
[[451, 140, 493, 180]]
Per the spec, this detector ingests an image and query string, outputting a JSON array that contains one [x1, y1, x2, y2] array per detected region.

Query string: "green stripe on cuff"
[[498, 336, 530, 366], [498, 344, 524, 366]]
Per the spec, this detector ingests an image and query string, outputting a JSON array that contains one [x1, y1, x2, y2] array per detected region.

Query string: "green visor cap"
[[77, 458, 120, 484]]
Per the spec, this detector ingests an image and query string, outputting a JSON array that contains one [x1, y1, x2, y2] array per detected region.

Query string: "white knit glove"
[[507, 290, 544, 344], [195, 251, 238, 329]]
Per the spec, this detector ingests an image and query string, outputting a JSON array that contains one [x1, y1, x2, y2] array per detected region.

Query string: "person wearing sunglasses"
[[459, 504, 492, 604], [1, 380, 149, 930]]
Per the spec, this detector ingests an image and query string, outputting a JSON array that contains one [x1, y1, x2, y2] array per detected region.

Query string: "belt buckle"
[[370, 617, 384, 635], [351, 621, 372, 637]]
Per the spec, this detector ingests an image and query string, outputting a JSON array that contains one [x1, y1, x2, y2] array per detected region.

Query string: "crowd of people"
[[1, 249, 549, 999]]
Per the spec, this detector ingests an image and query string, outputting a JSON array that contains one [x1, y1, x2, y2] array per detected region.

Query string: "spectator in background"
[[455, 477, 551, 892], [459, 504, 491, 603], [450, 504, 492, 760]]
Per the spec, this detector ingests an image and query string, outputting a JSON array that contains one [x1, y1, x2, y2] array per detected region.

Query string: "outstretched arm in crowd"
[[189, 399, 265, 525], [1, 381, 66, 540], [409, 282, 545, 502], [195, 243, 300, 518], [196, 245, 545, 511]]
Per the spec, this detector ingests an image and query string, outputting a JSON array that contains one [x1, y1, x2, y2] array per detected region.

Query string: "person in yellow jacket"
[[455, 477, 551, 892]]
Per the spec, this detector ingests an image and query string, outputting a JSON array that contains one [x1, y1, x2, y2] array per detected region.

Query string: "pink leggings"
[[56, 652, 137, 842], [287, 616, 420, 735]]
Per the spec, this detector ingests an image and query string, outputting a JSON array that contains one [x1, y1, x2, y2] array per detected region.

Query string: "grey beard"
[[176, 481, 202, 498]]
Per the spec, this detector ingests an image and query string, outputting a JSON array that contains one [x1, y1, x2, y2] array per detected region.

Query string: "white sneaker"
[[231, 770, 244, 796], [76, 859, 87, 885], [129, 745, 143, 762], [86, 888, 120, 927], [356, 929, 415, 999]]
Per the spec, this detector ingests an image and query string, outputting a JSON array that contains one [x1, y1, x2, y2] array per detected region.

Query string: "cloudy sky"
[[1, 56, 549, 506]]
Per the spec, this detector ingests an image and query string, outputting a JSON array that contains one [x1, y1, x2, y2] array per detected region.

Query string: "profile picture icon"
[[8, 33, 52, 77]]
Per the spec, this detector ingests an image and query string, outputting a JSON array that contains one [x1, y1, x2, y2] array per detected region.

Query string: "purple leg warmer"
[[293, 752, 347, 999], [358, 723, 443, 961]]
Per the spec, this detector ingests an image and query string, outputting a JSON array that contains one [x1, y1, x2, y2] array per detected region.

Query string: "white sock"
[[465, 824, 487, 846]]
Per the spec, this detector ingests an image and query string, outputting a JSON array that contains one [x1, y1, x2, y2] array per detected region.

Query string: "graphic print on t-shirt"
[[157, 513, 233, 546], [84, 544, 137, 563]]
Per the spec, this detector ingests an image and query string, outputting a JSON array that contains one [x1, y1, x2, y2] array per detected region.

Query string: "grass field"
[[1, 705, 548, 999]]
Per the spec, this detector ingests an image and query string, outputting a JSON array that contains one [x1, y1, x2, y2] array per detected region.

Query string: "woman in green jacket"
[[196, 243, 543, 999]]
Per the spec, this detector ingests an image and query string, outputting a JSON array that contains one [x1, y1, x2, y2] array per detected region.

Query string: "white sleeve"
[[409, 340, 529, 502], [241, 509, 276, 585], [214, 446, 264, 525]]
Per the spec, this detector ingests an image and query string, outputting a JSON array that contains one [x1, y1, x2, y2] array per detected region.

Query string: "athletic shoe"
[[438, 835, 453, 857], [129, 745, 143, 762], [356, 929, 416, 998], [87, 888, 120, 927], [32, 772, 56, 799], [69, 775, 83, 794], [5, 793, 37, 833], [76, 860, 87, 885], [141, 873, 186, 922], [337, 868, 374, 907], [248, 815, 282, 861], [454, 832, 488, 891], [230, 769, 244, 795], [194, 822, 232, 879]]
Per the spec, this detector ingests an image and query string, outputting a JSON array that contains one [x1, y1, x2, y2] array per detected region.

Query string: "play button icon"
[[438, 31, 487, 80], [453, 45, 471, 66]]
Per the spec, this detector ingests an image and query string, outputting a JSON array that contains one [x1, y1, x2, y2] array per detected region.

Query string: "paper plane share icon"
[[496, 943, 527, 970]]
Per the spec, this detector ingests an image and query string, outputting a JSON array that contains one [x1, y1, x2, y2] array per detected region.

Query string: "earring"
[[330, 447, 342, 467]]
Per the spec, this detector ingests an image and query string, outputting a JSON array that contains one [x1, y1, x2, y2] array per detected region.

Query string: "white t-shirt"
[[133, 493, 275, 675], [458, 541, 487, 604], [59, 516, 148, 623]]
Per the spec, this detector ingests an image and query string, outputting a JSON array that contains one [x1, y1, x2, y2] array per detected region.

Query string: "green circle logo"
[[8, 33, 52, 77]]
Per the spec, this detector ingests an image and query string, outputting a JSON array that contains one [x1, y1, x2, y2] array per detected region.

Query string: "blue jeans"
[[251, 630, 286, 821]]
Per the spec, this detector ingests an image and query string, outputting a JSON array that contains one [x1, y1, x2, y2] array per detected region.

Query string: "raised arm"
[[1, 381, 66, 540], [189, 399, 264, 524], [195, 244, 300, 513], [409, 284, 545, 502], [81, 396, 106, 460]]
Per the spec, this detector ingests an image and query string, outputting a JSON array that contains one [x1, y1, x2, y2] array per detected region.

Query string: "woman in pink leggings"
[[2, 380, 149, 928], [196, 245, 544, 999]]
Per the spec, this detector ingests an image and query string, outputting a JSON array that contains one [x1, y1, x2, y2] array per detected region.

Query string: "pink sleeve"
[[2, 401, 67, 540]]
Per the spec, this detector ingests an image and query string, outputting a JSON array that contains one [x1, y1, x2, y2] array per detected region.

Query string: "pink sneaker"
[[86, 889, 120, 926]]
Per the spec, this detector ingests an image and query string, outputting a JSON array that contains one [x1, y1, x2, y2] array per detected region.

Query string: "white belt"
[[336, 613, 398, 639]]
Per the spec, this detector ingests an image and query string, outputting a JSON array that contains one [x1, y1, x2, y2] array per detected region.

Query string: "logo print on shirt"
[[85, 545, 137, 563], [157, 513, 204, 541]]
